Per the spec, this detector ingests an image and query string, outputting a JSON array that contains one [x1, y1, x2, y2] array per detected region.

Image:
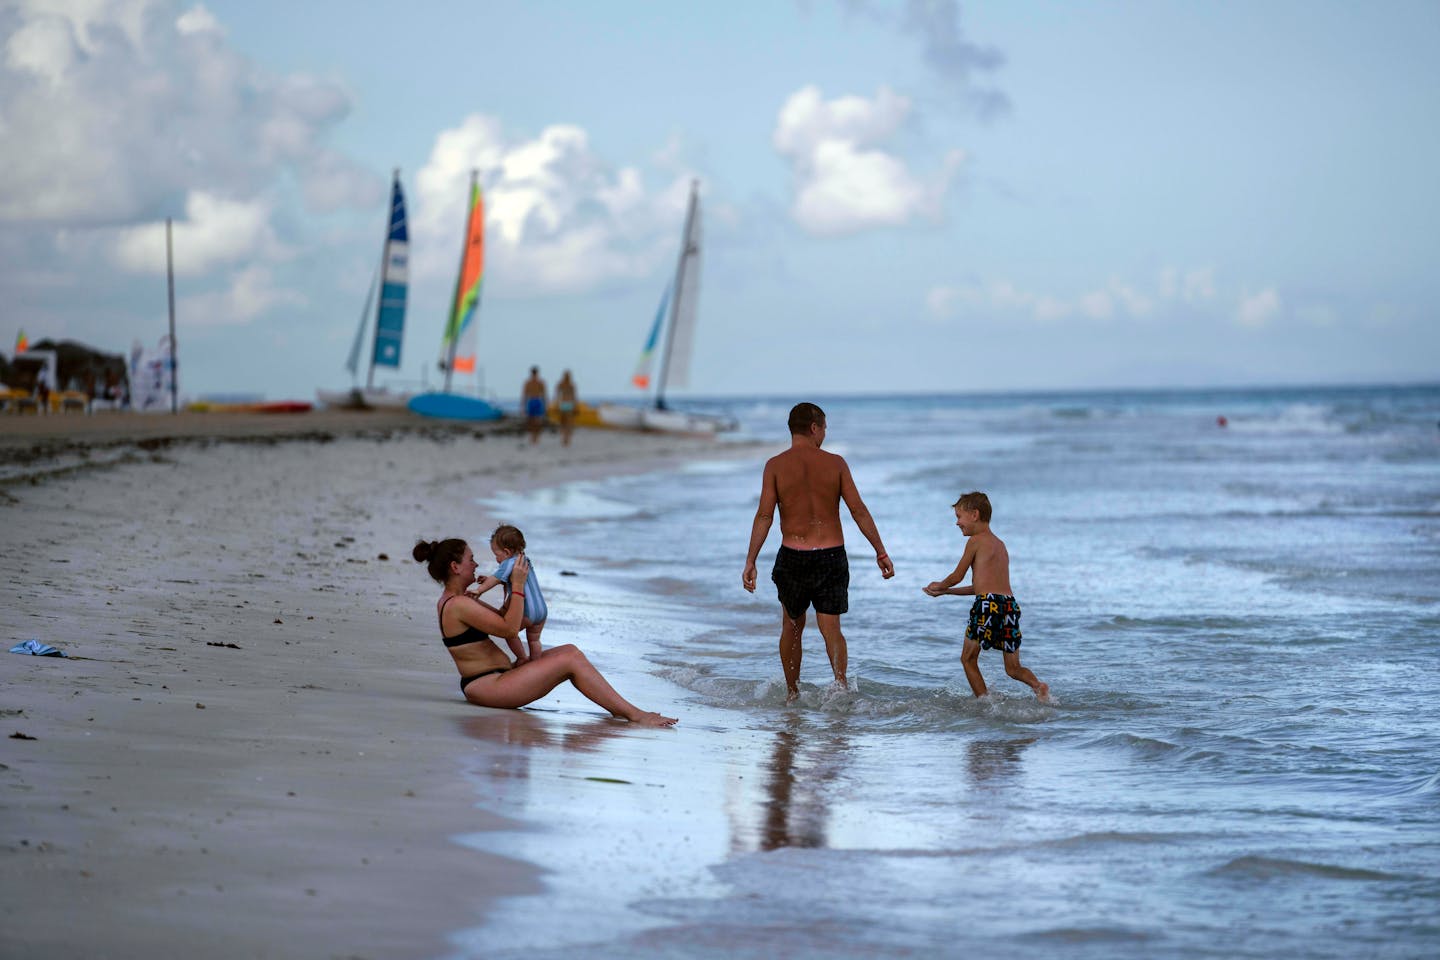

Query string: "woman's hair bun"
[[412, 539, 435, 563]]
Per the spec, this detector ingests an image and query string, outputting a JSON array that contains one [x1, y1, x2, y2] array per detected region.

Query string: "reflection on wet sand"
[[737, 717, 852, 853], [966, 736, 1035, 787], [453, 709, 644, 816], [457, 709, 633, 756]]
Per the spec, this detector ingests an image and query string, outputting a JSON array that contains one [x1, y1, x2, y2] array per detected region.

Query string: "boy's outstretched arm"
[[924, 543, 976, 596]]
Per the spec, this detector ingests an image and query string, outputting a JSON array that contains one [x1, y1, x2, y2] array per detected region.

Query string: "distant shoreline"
[[0, 408, 523, 488], [0, 407, 519, 449]]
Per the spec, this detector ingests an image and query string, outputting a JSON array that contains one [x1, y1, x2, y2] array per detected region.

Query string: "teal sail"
[[368, 173, 408, 384]]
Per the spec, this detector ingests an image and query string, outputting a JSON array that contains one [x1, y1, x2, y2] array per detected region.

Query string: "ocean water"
[[449, 385, 1440, 959]]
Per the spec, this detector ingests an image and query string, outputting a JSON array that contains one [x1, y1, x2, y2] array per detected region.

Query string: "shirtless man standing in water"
[[743, 402, 894, 700]]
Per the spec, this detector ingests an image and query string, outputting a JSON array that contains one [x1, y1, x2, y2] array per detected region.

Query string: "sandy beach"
[[0, 411, 754, 959]]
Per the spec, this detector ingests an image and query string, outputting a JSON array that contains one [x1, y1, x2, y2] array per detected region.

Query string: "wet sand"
[[0, 412, 749, 958]]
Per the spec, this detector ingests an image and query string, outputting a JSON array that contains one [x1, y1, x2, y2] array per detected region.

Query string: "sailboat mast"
[[443, 169, 480, 394], [366, 169, 401, 391], [655, 179, 699, 410], [348, 262, 379, 385]]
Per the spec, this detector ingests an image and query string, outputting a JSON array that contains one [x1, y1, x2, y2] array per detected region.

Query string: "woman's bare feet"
[[627, 710, 678, 727]]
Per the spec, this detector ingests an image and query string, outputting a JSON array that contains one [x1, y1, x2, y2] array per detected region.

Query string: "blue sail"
[[371, 175, 409, 369]]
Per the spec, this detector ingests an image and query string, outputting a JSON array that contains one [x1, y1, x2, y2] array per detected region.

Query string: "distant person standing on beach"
[[924, 491, 1050, 702], [555, 370, 579, 446], [34, 364, 51, 414], [742, 402, 894, 701], [521, 366, 547, 444]]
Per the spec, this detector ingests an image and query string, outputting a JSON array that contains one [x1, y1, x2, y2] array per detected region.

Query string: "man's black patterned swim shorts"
[[772, 545, 849, 619]]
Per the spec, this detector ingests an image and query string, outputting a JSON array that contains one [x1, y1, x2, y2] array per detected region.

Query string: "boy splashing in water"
[[925, 492, 1050, 702]]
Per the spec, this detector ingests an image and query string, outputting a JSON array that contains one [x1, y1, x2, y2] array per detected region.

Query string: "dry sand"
[[0, 412, 753, 959]]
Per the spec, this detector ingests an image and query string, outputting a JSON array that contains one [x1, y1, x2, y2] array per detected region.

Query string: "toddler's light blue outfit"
[[494, 555, 548, 623]]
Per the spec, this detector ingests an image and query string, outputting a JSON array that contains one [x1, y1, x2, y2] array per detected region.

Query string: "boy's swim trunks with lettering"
[[966, 593, 1022, 652], [771, 545, 849, 619]]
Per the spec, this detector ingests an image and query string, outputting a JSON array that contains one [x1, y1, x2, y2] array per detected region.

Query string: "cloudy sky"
[[2, 0, 1436, 401]]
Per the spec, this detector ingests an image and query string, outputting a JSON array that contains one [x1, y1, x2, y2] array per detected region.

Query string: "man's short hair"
[[952, 491, 992, 522], [787, 402, 826, 435]]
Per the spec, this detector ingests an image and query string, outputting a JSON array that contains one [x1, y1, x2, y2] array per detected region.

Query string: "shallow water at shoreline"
[[449, 385, 1440, 958]]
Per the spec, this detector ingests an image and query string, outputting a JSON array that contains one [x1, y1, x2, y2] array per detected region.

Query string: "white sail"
[[609, 179, 733, 433], [661, 182, 702, 392]]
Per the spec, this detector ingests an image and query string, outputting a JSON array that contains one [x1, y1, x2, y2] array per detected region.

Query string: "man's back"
[[770, 446, 846, 549]]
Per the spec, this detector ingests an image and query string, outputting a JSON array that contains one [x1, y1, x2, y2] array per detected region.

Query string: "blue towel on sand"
[[10, 639, 66, 657]]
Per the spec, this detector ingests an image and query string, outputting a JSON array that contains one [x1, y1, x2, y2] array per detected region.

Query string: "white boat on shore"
[[315, 386, 413, 410]]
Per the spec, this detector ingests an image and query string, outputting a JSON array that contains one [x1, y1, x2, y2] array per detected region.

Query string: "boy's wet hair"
[[490, 524, 526, 554], [787, 402, 826, 435], [952, 491, 992, 522]]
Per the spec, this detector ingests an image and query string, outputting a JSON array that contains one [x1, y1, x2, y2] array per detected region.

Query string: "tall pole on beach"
[[166, 217, 177, 415]]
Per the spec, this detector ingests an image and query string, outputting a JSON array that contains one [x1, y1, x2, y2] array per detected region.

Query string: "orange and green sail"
[[440, 171, 483, 387]]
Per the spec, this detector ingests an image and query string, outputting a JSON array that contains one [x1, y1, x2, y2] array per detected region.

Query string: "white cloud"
[[1296, 304, 1339, 327], [1160, 265, 1217, 303], [840, 0, 1010, 118], [925, 285, 959, 320], [1109, 280, 1154, 317], [0, 0, 378, 223], [1236, 287, 1281, 327], [413, 114, 694, 296], [175, 3, 220, 35], [5, 11, 77, 84], [176, 265, 306, 327], [110, 191, 283, 275], [929, 267, 1268, 326], [899, 0, 1010, 117], [773, 85, 964, 236]]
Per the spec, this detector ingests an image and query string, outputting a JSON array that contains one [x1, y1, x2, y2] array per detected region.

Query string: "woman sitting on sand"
[[414, 538, 677, 727]]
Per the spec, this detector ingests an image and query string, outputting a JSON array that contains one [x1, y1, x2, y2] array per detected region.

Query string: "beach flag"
[[15, 329, 27, 353]]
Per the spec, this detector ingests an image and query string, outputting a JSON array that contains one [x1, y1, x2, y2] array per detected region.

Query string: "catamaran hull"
[[596, 403, 646, 429], [596, 403, 734, 434], [316, 387, 414, 410], [407, 392, 504, 421], [642, 408, 734, 434]]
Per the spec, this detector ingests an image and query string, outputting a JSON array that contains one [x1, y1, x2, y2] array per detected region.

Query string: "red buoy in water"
[[1216, 415, 1228, 428]]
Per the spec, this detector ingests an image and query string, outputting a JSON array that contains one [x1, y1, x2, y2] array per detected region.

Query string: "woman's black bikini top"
[[438, 595, 491, 649]]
